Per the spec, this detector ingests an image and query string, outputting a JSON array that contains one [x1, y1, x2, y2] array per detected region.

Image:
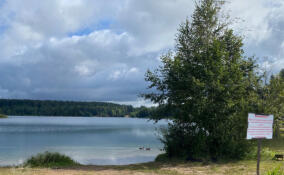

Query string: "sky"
[[0, 0, 283, 107]]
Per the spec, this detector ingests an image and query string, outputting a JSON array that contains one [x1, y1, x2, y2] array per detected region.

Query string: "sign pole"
[[257, 138, 261, 175]]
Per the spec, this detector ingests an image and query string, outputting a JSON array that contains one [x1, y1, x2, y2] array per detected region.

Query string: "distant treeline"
[[0, 99, 155, 118]]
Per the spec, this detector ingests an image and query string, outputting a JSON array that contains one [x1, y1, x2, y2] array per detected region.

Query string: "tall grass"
[[266, 166, 284, 175]]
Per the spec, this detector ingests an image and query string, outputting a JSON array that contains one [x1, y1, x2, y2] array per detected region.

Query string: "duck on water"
[[139, 146, 151, 151]]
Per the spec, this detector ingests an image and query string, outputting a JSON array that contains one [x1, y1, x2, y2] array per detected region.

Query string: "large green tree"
[[143, 0, 259, 160]]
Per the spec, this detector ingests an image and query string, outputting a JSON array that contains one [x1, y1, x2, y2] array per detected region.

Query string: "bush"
[[161, 122, 251, 161], [24, 152, 78, 168], [244, 147, 276, 160], [155, 153, 170, 162], [0, 114, 7, 118]]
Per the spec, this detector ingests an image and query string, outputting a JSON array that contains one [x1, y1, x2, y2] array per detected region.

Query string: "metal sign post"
[[247, 113, 274, 175]]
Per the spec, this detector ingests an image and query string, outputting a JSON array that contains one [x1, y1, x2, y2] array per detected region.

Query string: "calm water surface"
[[0, 116, 167, 166]]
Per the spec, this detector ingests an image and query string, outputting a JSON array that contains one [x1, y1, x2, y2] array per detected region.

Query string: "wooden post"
[[257, 139, 261, 175]]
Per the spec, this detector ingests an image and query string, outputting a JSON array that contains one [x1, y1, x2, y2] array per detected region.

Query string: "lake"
[[0, 116, 167, 166]]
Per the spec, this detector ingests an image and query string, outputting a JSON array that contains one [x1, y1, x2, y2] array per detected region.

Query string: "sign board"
[[247, 113, 274, 139]]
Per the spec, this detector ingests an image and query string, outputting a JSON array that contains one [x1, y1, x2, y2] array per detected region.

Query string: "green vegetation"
[[143, 0, 284, 161], [0, 113, 7, 118], [265, 166, 284, 175], [23, 152, 78, 168], [0, 99, 154, 118]]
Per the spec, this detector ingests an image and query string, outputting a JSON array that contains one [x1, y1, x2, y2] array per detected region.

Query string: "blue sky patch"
[[68, 19, 113, 37]]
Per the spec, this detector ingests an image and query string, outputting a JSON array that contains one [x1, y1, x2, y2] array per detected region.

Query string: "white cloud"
[[224, 0, 284, 73], [225, 0, 272, 44], [116, 0, 194, 55], [0, 0, 283, 105]]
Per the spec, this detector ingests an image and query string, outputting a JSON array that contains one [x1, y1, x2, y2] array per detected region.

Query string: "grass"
[[0, 114, 7, 118]]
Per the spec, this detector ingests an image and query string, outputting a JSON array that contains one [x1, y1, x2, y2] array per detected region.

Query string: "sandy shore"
[[0, 160, 283, 175]]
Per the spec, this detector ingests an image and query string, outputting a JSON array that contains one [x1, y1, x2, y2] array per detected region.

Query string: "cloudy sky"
[[0, 0, 283, 106]]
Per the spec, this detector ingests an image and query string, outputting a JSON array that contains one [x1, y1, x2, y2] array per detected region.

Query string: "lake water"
[[0, 116, 167, 166]]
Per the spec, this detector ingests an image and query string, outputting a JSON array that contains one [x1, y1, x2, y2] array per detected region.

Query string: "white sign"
[[247, 113, 274, 139]]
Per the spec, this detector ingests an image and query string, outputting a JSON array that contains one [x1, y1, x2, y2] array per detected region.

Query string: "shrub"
[[24, 152, 78, 168], [0, 114, 7, 118], [155, 153, 170, 162], [244, 147, 276, 160]]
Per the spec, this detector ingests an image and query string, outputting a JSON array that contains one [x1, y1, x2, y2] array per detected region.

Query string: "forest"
[[0, 99, 154, 118]]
